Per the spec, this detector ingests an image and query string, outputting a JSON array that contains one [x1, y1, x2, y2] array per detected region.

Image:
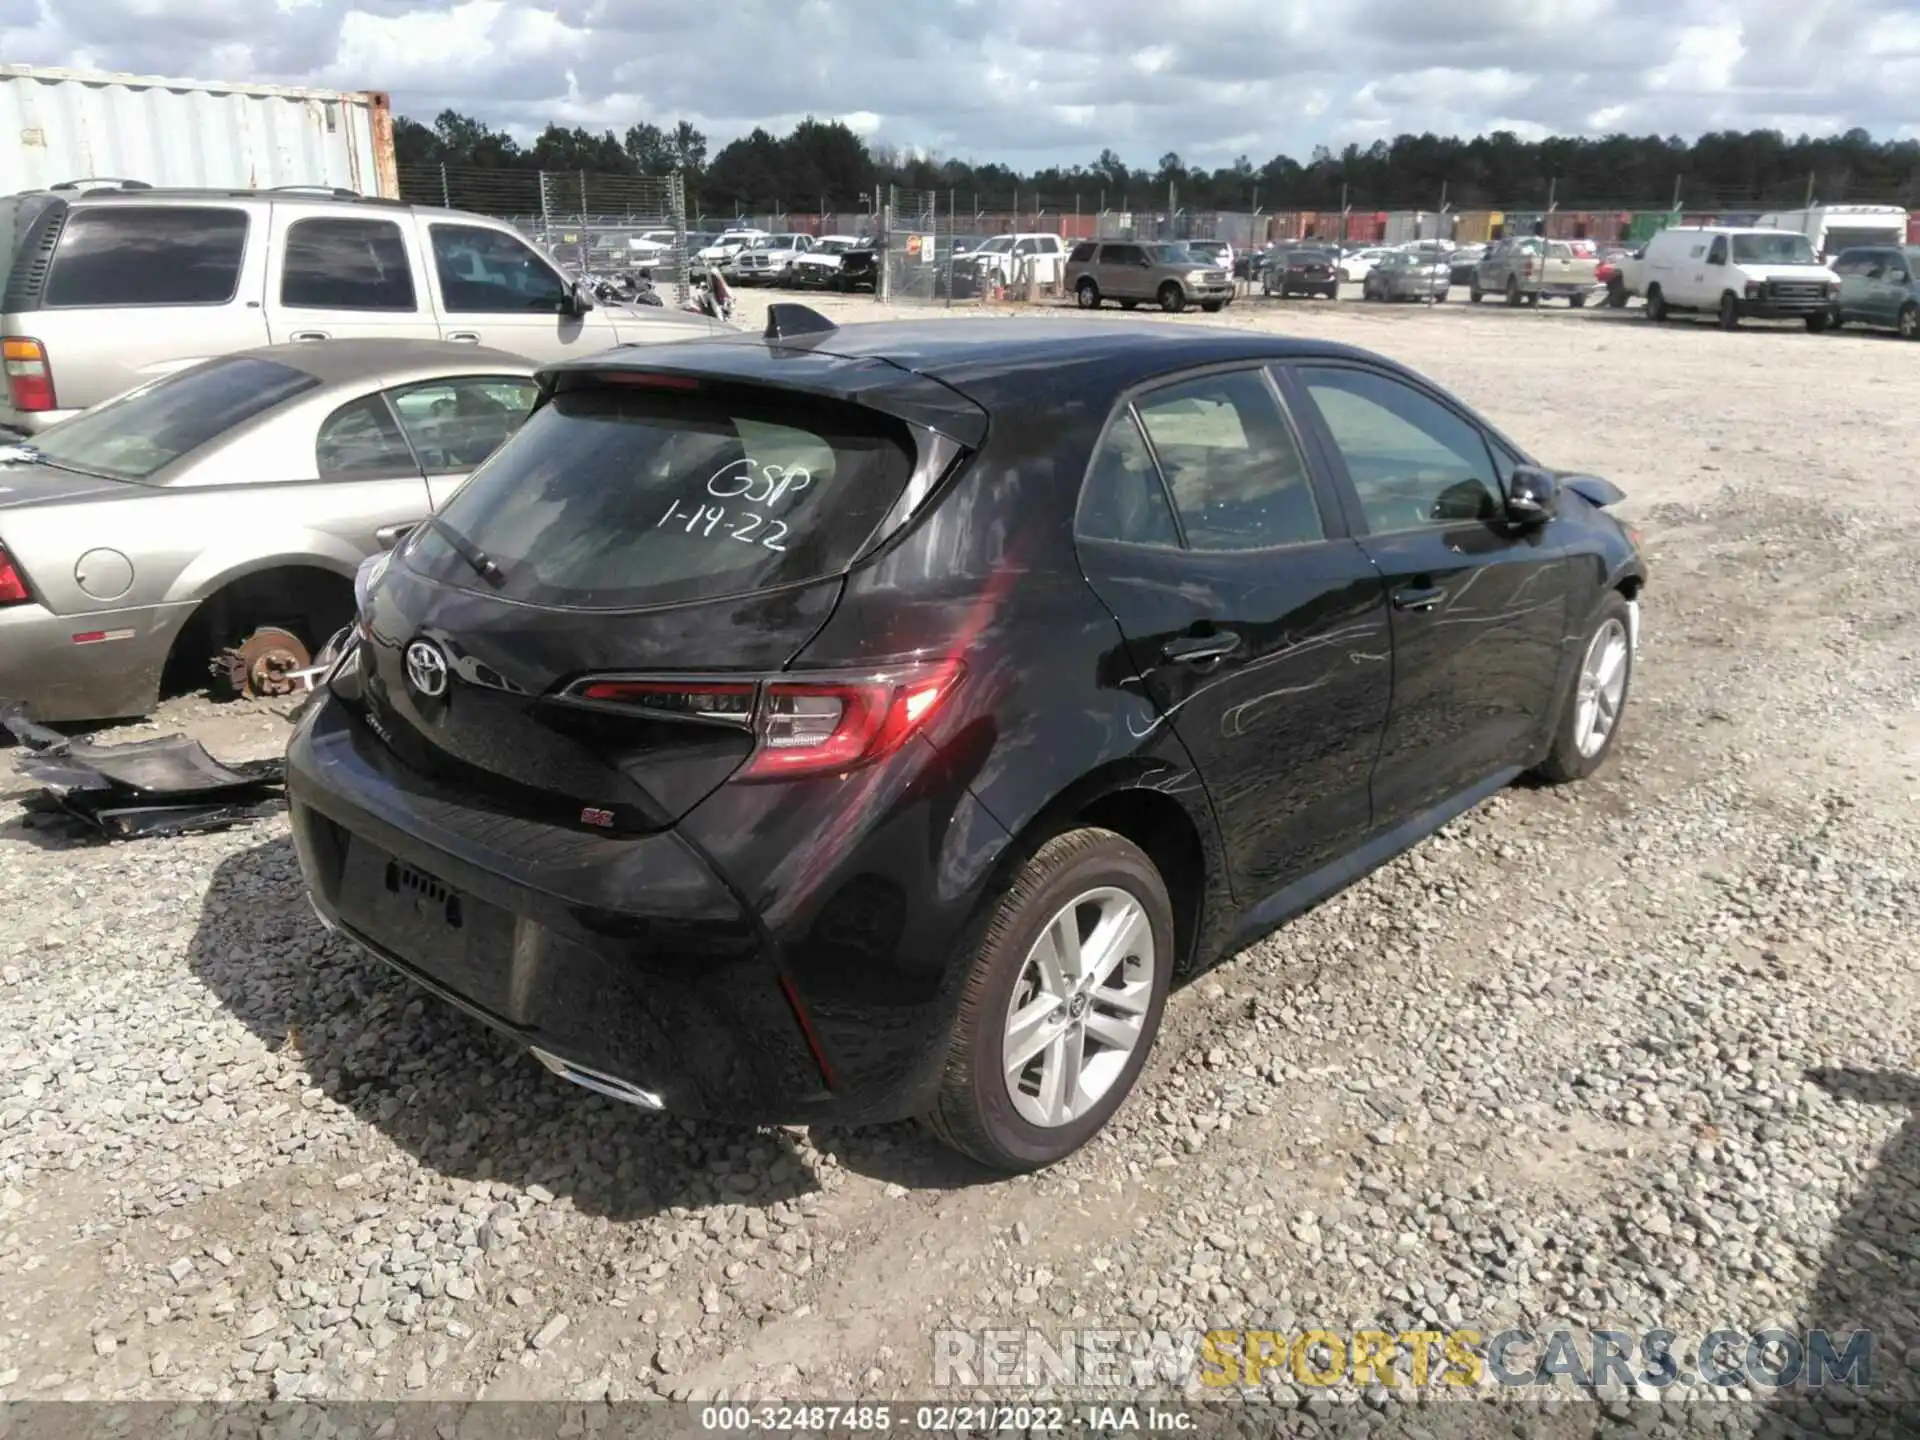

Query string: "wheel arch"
[[979, 757, 1227, 979], [159, 558, 357, 696]]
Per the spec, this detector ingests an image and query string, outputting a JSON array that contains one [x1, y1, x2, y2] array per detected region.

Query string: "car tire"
[[1200, 301, 1224, 313], [1469, 284, 1483, 303], [1076, 279, 1101, 310], [1804, 311, 1829, 333], [1532, 591, 1634, 785], [1158, 283, 1186, 314], [1569, 294, 1587, 308], [1606, 281, 1629, 308], [924, 828, 1174, 1173], [1505, 277, 1523, 307], [1899, 303, 1920, 340], [1646, 286, 1668, 322], [1718, 292, 1740, 330]]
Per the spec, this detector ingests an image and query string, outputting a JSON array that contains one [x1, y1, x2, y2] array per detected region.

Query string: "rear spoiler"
[[534, 330, 990, 449]]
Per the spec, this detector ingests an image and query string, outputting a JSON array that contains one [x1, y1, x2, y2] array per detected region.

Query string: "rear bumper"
[[0, 598, 183, 722], [286, 696, 998, 1126]]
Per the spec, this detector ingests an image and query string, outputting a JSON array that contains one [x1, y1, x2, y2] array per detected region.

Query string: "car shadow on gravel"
[[189, 835, 826, 1221], [1765, 1068, 1920, 1430]]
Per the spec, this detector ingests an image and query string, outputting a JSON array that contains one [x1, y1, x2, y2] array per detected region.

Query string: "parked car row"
[[1605, 226, 1919, 337]]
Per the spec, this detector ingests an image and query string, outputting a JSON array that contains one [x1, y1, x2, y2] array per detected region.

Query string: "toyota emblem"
[[404, 639, 449, 698]]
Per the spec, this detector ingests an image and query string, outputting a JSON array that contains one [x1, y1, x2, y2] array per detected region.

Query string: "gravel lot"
[[2, 291, 1916, 1426]]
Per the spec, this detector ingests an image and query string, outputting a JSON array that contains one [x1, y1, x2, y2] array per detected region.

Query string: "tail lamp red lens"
[[566, 663, 962, 781], [0, 544, 30, 605], [3, 338, 54, 413]]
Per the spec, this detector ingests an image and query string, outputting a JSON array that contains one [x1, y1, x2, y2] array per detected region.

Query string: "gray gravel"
[[1, 297, 1917, 1426]]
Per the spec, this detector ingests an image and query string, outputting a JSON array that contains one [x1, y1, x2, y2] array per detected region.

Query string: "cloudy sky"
[[3, 0, 1915, 167]]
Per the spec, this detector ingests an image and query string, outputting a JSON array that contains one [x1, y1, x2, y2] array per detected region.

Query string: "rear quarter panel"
[[2, 475, 420, 616], [786, 386, 1234, 972]]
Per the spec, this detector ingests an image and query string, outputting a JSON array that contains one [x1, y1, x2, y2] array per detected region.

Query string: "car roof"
[[544, 317, 1412, 406], [232, 338, 533, 386]]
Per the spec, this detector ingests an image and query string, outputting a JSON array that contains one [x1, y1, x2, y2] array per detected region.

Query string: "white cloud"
[[0, 0, 1909, 168]]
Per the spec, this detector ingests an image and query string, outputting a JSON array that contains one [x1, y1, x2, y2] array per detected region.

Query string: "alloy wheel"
[[1002, 887, 1156, 1129], [1574, 618, 1630, 758]]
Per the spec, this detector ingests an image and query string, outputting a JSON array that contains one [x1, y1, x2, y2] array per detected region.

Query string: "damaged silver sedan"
[[0, 338, 538, 723]]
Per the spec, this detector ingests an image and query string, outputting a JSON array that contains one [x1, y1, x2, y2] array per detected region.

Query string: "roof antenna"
[[764, 303, 839, 341]]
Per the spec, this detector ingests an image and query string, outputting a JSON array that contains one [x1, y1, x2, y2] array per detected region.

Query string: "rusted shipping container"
[[1, 64, 398, 197], [1059, 213, 1096, 240]]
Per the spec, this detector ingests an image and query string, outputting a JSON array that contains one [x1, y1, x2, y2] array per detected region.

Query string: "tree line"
[[395, 111, 1920, 213]]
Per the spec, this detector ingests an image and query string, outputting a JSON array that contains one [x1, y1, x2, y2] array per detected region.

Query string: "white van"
[[1639, 226, 1840, 330]]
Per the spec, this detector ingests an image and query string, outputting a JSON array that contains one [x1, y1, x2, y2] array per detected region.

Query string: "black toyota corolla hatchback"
[[288, 307, 1646, 1172]]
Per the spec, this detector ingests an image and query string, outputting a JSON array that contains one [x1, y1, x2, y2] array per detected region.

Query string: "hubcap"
[[1573, 618, 1630, 758], [1903, 310, 1918, 338], [1002, 887, 1155, 1129]]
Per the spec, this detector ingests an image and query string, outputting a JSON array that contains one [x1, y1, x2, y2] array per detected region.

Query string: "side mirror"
[[1505, 466, 1560, 525], [565, 281, 595, 315]]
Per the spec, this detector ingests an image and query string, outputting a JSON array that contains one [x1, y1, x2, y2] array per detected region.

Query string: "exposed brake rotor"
[[210, 626, 311, 699]]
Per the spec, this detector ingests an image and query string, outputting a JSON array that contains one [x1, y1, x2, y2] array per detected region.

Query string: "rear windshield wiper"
[[0, 443, 122, 482], [426, 514, 506, 587]]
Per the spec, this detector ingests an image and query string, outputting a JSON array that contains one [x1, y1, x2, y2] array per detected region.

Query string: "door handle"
[[1161, 630, 1241, 664], [375, 522, 417, 549], [289, 330, 330, 342], [446, 331, 481, 343], [1393, 585, 1446, 613]]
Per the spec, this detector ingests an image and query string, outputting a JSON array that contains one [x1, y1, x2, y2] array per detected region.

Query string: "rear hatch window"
[[26, 355, 318, 481], [408, 382, 917, 609]]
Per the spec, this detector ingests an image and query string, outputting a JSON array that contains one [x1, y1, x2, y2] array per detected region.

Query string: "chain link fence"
[[878, 187, 958, 303], [397, 164, 690, 303]]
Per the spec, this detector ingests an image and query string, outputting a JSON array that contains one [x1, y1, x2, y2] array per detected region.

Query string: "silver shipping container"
[[1, 64, 398, 197]]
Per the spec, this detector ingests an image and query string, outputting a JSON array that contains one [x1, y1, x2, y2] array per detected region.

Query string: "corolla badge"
[[404, 639, 449, 698]]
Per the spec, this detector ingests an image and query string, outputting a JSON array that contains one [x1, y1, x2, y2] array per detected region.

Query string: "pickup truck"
[[1470, 239, 1602, 307]]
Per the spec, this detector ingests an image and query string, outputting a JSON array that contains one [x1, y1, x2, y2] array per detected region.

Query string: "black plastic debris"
[[2, 699, 286, 839]]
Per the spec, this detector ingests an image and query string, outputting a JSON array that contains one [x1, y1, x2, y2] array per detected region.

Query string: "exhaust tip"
[[530, 1047, 664, 1110]]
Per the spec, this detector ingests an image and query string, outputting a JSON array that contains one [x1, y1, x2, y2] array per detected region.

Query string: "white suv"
[[966, 233, 1067, 287], [1639, 225, 1840, 330]]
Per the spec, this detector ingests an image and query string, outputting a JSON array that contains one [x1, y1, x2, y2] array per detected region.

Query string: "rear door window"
[[409, 384, 917, 608], [1133, 370, 1327, 551], [317, 395, 417, 479], [281, 217, 417, 310], [45, 206, 249, 307], [389, 376, 538, 474]]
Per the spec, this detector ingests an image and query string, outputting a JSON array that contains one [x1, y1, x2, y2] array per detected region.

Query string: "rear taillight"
[[3, 338, 54, 413], [563, 662, 963, 781], [0, 544, 32, 605]]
